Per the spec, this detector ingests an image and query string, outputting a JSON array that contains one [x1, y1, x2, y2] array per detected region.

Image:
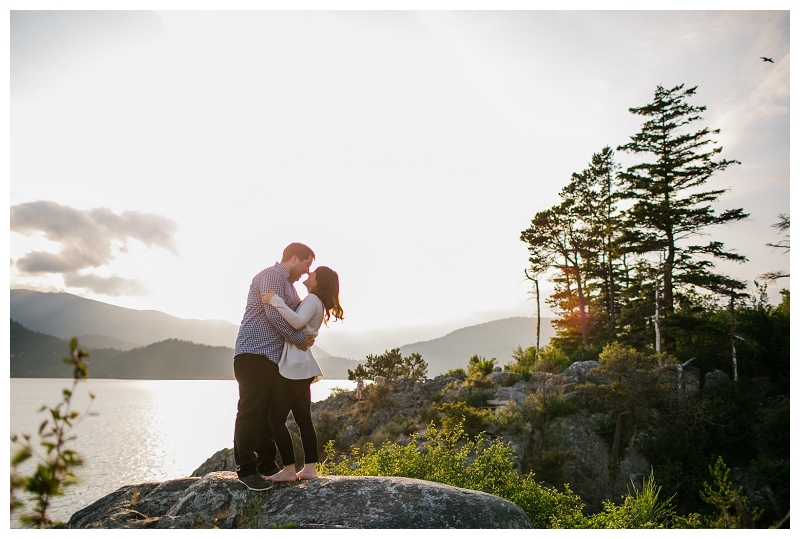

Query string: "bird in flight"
[[761, 57, 774, 63]]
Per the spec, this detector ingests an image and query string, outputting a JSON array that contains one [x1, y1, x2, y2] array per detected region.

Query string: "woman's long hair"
[[311, 266, 344, 326]]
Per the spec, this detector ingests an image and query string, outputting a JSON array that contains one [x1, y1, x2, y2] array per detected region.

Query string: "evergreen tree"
[[522, 202, 591, 347], [522, 148, 626, 351], [561, 147, 626, 340], [617, 84, 748, 349]]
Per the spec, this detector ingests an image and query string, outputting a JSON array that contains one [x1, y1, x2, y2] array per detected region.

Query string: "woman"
[[261, 266, 344, 481]]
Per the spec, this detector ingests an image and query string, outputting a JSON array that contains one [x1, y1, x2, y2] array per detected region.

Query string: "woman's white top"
[[269, 293, 324, 383]]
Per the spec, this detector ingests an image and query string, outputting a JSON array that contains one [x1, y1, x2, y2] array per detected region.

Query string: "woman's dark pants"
[[268, 374, 319, 467]]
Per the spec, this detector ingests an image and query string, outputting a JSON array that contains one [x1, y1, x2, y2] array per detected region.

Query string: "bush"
[[700, 456, 762, 528], [459, 387, 494, 408], [468, 355, 497, 377], [465, 355, 498, 388], [565, 343, 601, 364], [320, 421, 585, 528], [493, 401, 527, 435], [579, 471, 682, 529], [347, 348, 428, 381], [434, 401, 493, 437], [536, 345, 573, 373], [507, 345, 572, 377]]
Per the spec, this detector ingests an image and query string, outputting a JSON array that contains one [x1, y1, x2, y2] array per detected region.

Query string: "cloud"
[[63, 272, 147, 297], [10, 200, 178, 296], [15, 251, 78, 274]]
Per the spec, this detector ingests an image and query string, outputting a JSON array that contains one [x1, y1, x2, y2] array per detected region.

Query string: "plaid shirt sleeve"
[[256, 270, 306, 346]]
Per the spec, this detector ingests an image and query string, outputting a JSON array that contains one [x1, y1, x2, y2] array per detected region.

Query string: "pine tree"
[[617, 84, 748, 349], [561, 147, 626, 340], [522, 202, 591, 347]]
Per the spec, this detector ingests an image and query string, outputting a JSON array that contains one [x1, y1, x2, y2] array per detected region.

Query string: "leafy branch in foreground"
[[10, 338, 95, 528]]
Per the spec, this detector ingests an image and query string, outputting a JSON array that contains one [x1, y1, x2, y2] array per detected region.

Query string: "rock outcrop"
[[192, 448, 236, 477], [553, 410, 653, 513], [67, 473, 532, 529]]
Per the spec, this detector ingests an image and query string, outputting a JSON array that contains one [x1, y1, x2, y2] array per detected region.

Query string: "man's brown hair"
[[281, 242, 315, 263]]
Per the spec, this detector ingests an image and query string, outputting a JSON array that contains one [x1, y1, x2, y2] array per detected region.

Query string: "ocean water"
[[9, 378, 355, 528]]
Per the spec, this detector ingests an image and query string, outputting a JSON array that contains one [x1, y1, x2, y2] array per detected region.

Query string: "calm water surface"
[[9, 378, 355, 527]]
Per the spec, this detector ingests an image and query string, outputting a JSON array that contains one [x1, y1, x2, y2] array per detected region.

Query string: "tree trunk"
[[654, 255, 661, 354], [607, 255, 615, 319], [535, 278, 541, 353], [654, 278, 661, 354], [729, 294, 738, 381], [574, 266, 589, 347], [663, 231, 676, 351]]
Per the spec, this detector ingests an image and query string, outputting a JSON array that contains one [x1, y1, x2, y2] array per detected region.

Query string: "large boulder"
[[494, 384, 530, 407], [66, 472, 532, 529], [562, 361, 606, 385]]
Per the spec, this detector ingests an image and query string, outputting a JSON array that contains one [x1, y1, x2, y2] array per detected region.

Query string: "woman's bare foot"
[[296, 463, 318, 481], [268, 467, 298, 482]]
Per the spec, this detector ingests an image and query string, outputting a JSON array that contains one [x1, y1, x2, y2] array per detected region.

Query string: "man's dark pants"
[[233, 353, 280, 478]]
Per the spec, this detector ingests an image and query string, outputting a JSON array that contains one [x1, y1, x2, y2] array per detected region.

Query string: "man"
[[232, 242, 315, 490]]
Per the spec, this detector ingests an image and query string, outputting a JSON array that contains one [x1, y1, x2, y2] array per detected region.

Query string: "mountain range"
[[10, 289, 240, 348], [10, 289, 554, 379]]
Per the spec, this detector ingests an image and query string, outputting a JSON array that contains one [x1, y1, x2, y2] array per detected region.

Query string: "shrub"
[[434, 401, 493, 437], [493, 401, 527, 435], [320, 421, 585, 528], [465, 355, 498, 388], [507, 345, 571, 376], [467, 355, 497, 377], [347, 348, 428, 381], [459, 387, 494, 408], [580, 471, 681, 529], [700, 456, 762, 528], [535, 345, 573, 373]]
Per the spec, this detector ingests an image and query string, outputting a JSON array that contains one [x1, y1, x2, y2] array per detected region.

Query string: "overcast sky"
[[8, 8, 791, 357]]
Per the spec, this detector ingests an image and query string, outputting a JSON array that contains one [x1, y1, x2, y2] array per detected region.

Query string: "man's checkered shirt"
[[234, 262, 306, 363]]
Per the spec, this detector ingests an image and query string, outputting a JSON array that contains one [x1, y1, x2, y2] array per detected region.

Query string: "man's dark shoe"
[[238, 473, 273, 491]]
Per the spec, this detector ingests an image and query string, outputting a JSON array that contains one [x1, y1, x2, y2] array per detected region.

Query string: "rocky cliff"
[[310, 361, 705, 513]]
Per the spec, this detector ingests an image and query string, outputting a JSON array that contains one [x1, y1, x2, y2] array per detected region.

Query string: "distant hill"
[[10, 289, 240, 348], [11, 320, 77, 378], [10, 289, 557, 379], [399, 317, 555, 376], [11, 319, 357, 380]]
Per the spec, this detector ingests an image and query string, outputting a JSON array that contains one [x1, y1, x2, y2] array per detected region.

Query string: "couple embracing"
[[232, 242, 343, 491]]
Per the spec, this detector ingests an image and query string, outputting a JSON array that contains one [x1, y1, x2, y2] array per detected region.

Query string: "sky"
[[6, 5, 792, 359]]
